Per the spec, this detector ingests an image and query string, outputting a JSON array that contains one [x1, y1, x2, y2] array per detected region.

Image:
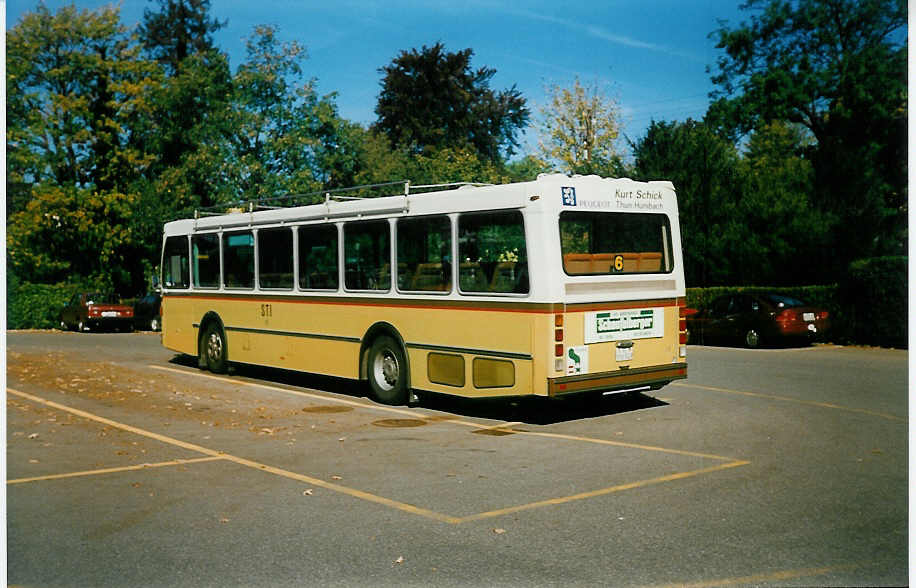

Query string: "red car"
[[60, 292, 134, 332], [686, 293, 830, 348]]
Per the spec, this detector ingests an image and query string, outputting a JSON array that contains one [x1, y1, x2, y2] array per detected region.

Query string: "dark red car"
[[686, 293, 830, 348], [59, 292, 134, 332]]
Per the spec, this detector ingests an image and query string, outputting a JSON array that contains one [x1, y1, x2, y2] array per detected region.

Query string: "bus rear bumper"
[[547, 363, 687, 397]]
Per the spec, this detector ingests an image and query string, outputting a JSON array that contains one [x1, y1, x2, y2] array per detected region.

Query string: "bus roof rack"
[[192, 180, 494, 218]]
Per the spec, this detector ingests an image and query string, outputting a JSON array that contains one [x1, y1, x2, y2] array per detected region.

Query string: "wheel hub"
[[208, 333, 223, 360], [381, 352, 399, 386]]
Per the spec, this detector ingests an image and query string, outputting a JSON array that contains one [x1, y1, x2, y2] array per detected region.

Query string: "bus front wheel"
[[367, 336, 408, 405], [202, 323, 229, 374]]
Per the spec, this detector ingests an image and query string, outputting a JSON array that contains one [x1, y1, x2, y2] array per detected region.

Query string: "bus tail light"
[[678, 299, 688, 356], [554, 314, 564, 352]]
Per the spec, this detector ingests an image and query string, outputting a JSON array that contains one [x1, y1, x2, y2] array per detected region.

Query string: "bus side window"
[[458, 210, 528, 294], [163, 236, 190, 289], [397, 216, 451, 292], [192, 233, 220, 288], [223, 231, 255, 289], [344, 220, 391, 291], [298, 225, 339, 290], [258, 227, 293, 289]]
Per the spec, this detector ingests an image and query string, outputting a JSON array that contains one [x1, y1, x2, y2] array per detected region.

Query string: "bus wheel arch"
[[198, 312, 229, 374], [360, 323, 412, 405]]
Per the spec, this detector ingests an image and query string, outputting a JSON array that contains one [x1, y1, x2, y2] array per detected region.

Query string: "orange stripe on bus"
[[163, 293, 681, 314]]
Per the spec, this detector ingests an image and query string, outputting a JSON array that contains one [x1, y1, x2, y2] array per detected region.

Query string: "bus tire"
[[202, 322, 229, 374], [367, 335, 408, 405]]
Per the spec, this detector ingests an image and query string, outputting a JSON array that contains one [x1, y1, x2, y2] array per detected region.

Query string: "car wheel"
[[60, 320, 68, 331], [202, 323, 228, 374], [78, 320, 89, 333], [745, 329, 761, 348], [150, 317, 161, 331], [367, 335, 408, 405]]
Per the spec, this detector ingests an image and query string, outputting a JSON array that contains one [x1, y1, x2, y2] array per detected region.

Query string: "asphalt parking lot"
[[5, 332, 909, 587]]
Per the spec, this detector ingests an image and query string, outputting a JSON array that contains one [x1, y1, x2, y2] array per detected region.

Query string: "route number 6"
[[614, 255, 625, 272]]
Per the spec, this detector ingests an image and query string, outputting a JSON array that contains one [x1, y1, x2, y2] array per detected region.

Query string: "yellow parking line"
[[7, 456, 224, 485], [457, 460, 750, 523], [8, 384, 749, 525], [673, 382, 906, 422], [7, 387, 460, 524], [515, 430, 738, 462]]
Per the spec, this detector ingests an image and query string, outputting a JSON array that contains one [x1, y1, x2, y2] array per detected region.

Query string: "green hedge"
[[686, 257, 907, 348], [7, 280, 77, 329], [839, 256, 907, 348]]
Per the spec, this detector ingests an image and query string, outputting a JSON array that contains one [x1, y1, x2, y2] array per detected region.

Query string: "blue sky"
[[7, 0, 749, 158]]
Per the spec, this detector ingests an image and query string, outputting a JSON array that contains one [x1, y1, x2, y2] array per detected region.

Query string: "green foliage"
[[219, 25, 359, 201], [7, 185, 140, 292], [353, 131, 511, 187], [6, 3, 159, 190], [840, 257, 907, 348], [138, 0, 224, 75], [631, 119, 743, 287], [504, 155, 551, 183], [708, 0, 907, 275], [6, 277, 88, 330], [735, 121, 830, 285], [374, 42, 529, 162]]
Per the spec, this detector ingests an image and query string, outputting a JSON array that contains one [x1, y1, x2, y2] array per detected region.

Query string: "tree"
[[219, 25, 359, 201], [708, 0, 907, 271], [736, 121, 829, 285], [537, 77, 623, 176], [352, 131, 510, 188], [136, 0, 232, 206], [138, 0, 225, 75], [374, 42, 529, 163], [7, 186, 140, 291], [7, 3, 158, 191], [504, 155, 551, 182], [631, 119, 743, 287]]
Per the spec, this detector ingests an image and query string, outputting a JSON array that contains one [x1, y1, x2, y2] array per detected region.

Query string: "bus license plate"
[[803, 312, 815, 321], [616, 346, 633, 362], [102, 311, 119, 317]]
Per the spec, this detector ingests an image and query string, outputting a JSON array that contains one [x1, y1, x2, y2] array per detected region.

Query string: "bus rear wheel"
[[367, 336, 408, 405], [202, 323, 228, 374]]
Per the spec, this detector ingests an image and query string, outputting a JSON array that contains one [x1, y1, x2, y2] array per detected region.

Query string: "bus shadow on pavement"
[[420, 391, 668, 425], [167, 354, 668, 425]]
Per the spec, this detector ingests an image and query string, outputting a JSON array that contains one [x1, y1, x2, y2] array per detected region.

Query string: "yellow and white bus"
[[160, 174, 687, 405]]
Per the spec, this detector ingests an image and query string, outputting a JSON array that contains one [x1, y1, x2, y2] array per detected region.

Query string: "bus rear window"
[[560, 211, 673, 275]]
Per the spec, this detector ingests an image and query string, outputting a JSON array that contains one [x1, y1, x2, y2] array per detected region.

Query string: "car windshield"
[[87, 293, 119, 305], [764, 294, 805, 308]]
